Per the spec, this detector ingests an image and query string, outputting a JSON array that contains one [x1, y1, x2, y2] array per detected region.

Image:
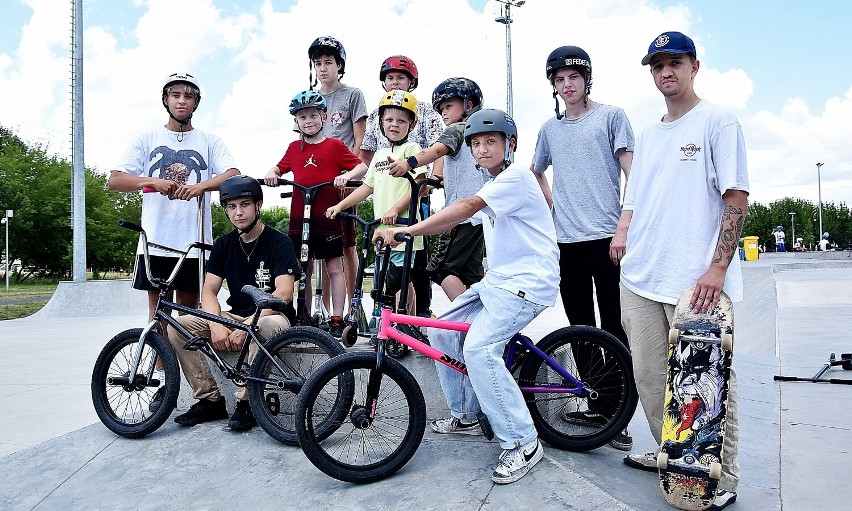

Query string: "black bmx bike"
[[90, 220, 344, 444]]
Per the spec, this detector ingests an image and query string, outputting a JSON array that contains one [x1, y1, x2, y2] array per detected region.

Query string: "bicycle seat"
[[241, 285, 290, 313]]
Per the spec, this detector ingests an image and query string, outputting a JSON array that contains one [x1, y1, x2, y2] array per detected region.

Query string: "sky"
[[2, 0, 852, 210]]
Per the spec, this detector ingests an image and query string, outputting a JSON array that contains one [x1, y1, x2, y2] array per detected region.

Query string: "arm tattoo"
[[712, 204, 745, 265]]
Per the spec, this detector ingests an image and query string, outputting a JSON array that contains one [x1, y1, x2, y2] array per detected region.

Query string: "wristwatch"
[[406, 155, 419, 169]]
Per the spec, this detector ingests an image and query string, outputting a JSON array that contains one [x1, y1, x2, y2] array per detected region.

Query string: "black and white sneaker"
[[174, 396, 228, 427], [711, 490, 737, 510], [623, 451, 658, 472], [430, 417, 481, 435], [562, 410, 607, 426], [491, 439, 544, 484]]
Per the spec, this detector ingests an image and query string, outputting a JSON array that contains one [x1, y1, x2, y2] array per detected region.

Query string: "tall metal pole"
[[495, 1, 525, 117], [3, 213, 9, 291], [789, 212, 796, 248], [71, 0, 87, 282], [816, 162, 824, 239]]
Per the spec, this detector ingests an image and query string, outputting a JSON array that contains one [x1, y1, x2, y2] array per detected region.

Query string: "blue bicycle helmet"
[[289, 90, 327, 115], [432, 77, 483, 118]]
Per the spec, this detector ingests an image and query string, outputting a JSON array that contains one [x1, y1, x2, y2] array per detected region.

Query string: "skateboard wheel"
[[709, 461, 722, 480], [668, 329, 679, 345], [656, 452, 669, 470], [721, 333, 733, 351], [340, 325, 358, 348]]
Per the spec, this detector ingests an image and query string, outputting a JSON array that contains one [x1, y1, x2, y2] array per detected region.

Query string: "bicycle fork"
[[106, 320, 160, 388]]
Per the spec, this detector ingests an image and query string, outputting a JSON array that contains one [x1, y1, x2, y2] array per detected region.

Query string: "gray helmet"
[[463, 108, 517, 169], [219, 175, 263, 206]]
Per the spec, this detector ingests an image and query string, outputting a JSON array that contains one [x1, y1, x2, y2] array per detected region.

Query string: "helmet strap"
[[552, 90, 563, 120]]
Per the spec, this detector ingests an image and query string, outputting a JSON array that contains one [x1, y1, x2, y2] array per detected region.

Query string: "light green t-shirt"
[[364, 140, 425, 252]]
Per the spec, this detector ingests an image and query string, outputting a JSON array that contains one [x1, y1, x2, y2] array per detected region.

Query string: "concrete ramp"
[[33, 279, 148, 319]]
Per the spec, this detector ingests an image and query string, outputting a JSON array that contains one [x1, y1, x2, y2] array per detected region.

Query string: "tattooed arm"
[[690, 189, 749, 312]]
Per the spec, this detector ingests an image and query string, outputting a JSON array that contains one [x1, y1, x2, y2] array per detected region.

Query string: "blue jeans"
[[428, 282, 546, 449]]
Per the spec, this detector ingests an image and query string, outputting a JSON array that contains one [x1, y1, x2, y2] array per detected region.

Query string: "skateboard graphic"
[[657, 285, 733, 510]]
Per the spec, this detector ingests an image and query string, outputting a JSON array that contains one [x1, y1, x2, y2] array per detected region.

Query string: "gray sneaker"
[[623, 451, 658, 472], [491, 439, 544, 484], [430, 417, 481, 435]]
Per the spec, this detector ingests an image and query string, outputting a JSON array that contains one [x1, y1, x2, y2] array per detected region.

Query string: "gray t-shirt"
[[438, 122, 489, 219], [531, 103, 634, 243], [321, 84, 368, 151]]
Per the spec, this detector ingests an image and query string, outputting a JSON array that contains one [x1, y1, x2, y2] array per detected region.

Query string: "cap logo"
[[654, 34, 670, 48]]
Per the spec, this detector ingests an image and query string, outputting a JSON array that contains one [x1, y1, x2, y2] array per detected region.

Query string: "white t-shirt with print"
[[621, 100, 749, 304], [472, 165, 559, 306], [114, 126, 237, 257]]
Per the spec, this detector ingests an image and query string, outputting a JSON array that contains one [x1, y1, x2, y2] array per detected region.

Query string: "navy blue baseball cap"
[[641, 31, 697, 65]]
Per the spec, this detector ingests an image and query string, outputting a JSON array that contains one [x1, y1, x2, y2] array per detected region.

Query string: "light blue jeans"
[[428, 282, 546, 449]]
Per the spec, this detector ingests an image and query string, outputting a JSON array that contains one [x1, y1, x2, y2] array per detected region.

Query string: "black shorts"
[[288, 233, 344, 260], [131, 254, 200, 292], [426, 223, 485, 286]]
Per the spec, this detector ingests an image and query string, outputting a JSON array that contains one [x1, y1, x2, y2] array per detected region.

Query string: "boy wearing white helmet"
[[375, 109, 559, 485], [109, 72, 240, 331]]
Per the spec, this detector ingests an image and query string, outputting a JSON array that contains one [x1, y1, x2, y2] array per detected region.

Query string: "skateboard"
[[657, 285, 734, 510]]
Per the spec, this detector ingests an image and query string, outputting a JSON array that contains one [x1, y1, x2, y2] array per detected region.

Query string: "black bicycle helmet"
[[431, 77, 483, 118], [308, 36, 347, 73], [545, 46, 593, 117], [219, 175, 263, 206]]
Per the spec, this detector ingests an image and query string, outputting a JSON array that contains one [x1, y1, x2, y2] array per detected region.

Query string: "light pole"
[[2, 210, 12, 291], [789, 211, 796, 249], [816, 162, 824, 239], [494, 0, 525, 117]]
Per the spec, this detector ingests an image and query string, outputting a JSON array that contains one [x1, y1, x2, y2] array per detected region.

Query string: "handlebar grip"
[[280, 192, 292, 199], [142, 186, 157, 193], [118, 220, 143, 232], [344, 180, 362, 187], [335, 211, 353, 220], [393, 232, 412, 242]]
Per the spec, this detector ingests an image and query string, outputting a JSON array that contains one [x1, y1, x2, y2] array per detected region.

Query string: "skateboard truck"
[[774, 353, 852, 384]]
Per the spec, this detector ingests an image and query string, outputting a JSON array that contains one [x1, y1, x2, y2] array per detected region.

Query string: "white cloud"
[[2, 0, 851, 211]]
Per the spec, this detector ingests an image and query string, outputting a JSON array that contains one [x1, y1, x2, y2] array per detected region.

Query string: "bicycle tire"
[[295, 352, 426, 484], [248, 326, 345, 446], [91, 328, 180, 439], [518, 325, 637, 451]]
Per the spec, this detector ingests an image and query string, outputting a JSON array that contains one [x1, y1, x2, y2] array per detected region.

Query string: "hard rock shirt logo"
[[680, 144, 701, 158]]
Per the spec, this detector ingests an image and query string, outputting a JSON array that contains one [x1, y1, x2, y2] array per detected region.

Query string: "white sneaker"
[[491, 439, 543, 484]]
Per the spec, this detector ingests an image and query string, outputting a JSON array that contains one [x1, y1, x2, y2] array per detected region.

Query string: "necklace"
[[238, 226, 263, 261], [240, 239, 257, 262]]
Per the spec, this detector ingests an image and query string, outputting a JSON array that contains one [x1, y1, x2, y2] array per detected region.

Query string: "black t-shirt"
[[206, 226, 300, 317]]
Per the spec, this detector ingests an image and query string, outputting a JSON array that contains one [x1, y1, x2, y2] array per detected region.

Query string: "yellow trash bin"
[[744, 236, 759, 261]]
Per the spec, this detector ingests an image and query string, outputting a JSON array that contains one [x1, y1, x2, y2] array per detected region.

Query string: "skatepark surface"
[[1, 252, 851, 510]]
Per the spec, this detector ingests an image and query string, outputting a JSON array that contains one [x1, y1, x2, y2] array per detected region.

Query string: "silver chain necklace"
[[239, 226, 263, 262]]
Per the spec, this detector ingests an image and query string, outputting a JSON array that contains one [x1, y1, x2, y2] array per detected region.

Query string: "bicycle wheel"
[[295, 352, 426, 484], [91, 328, 180, 438], [248, 326, 345, 445], [518, 325, 637, 451]]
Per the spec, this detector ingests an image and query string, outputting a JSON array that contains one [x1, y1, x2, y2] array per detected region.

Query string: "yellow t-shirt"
[[364, 141, 425, 252]]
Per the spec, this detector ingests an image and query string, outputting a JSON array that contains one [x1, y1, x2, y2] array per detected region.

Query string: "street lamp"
[[494, 0, 525, 117], [789, 212, 796, 249], [816, 162, 824, 239], [2, 209, 12, 291]]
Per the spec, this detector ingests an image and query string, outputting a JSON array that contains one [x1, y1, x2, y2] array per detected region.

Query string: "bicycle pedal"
[[183, 336, 209, 351]]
